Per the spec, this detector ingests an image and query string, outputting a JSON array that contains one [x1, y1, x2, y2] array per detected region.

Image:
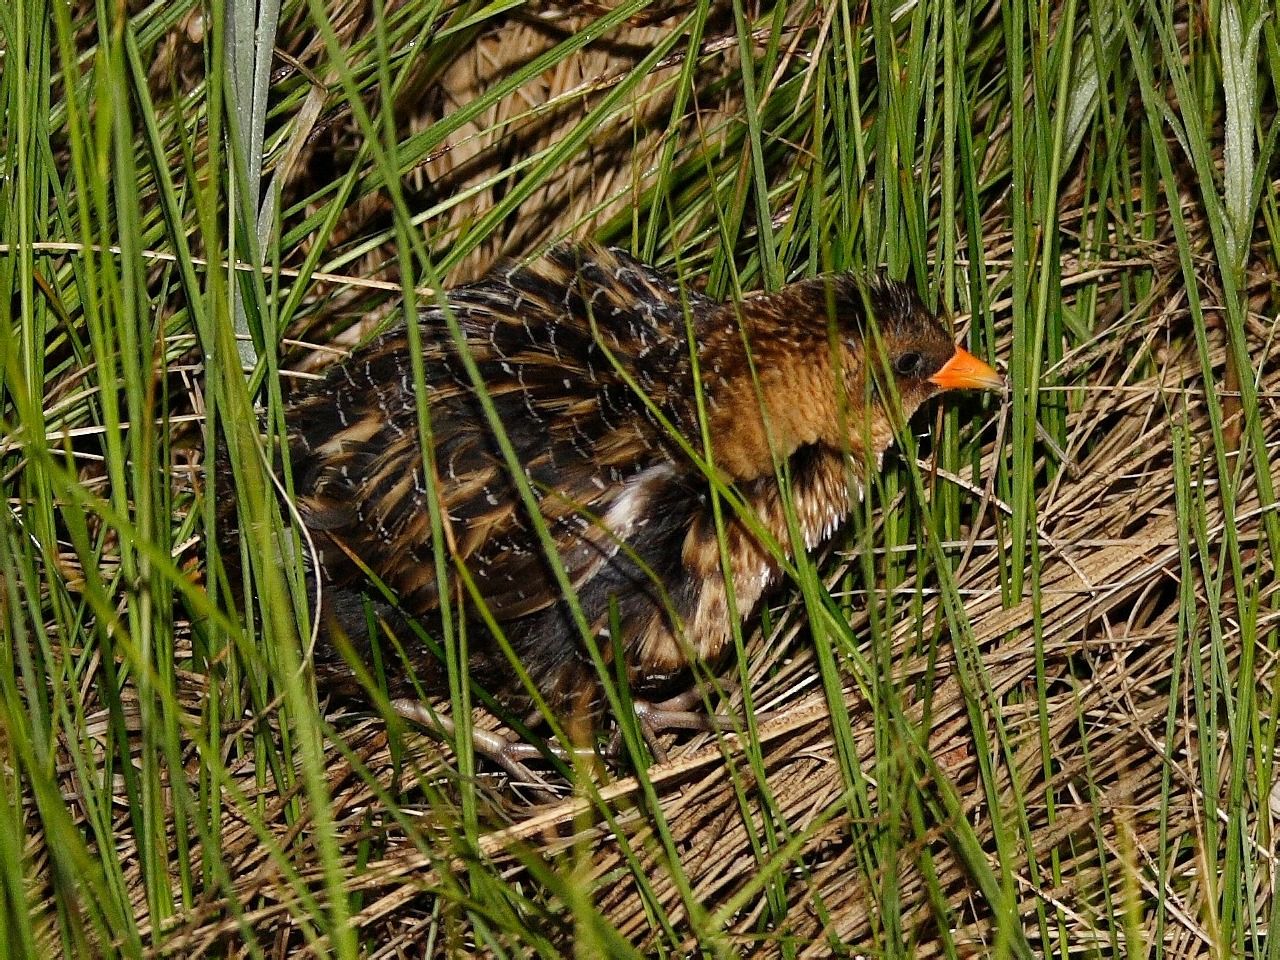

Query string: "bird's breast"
[[626, 446, 860, 675]]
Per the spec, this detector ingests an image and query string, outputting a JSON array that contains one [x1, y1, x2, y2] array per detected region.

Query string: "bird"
[[282, 242, 1003, 768]]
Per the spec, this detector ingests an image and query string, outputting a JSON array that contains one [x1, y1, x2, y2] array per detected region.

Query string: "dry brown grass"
[[21, 0, 1280, 956]]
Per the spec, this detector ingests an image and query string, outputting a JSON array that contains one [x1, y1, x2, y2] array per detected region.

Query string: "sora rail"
[[285, 243, 1002, 743]]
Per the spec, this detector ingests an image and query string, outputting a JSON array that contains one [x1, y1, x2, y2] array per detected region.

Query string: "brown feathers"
[[282, 242, 1001, 715]]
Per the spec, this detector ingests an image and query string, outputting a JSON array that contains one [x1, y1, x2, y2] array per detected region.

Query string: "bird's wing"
[[289, 243, 709, 622]]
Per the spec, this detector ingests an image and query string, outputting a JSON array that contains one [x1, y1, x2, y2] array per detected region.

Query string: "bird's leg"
[[391, 697, 580, 794]]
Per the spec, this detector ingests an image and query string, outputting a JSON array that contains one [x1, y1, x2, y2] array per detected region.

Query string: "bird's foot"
[[390, 698, 588, 797], [620, 684, 742, 764]]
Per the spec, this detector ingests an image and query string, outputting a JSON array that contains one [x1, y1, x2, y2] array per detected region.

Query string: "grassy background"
[[1, 0, 1279, 955]]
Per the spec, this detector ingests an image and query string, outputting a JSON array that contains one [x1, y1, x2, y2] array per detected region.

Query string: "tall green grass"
[[0, 0, 1276, 956]]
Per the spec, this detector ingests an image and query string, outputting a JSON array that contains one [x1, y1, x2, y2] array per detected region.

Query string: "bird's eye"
[[894, 351, 924, 376]]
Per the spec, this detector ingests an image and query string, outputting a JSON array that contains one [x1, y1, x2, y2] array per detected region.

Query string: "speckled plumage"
[[284, 243, 992, 718]]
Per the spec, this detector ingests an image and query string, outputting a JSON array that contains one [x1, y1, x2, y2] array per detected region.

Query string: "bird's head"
[[836, 278, 1004, 427], [701, 275, 1003, 480]]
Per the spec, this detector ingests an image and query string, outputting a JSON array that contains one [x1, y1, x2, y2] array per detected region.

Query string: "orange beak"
[[929, 345, 1004, 392]]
